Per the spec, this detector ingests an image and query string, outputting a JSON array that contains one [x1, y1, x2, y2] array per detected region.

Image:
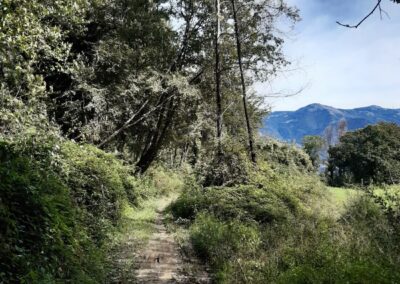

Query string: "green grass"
[[328, 187, 360, 206], [170, 179, 400, 283], [107, 193, 179, 282], [119, 194, 178, 245]]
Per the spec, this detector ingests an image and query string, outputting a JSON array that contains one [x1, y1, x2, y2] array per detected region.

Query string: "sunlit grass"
[[328, 187, 359, 205], [311, 186, 362, 220], [117, 193, 179, 245], [322, 187, 362, 218]]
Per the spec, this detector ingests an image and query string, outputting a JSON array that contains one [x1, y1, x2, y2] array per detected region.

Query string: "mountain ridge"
[[261, 104, 400, 144]]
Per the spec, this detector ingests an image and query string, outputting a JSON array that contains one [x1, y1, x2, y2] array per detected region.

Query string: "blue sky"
[[255, 0, 400, 111]]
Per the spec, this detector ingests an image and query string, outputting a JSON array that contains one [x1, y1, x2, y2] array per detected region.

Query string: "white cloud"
[[256, 0, 400, 111]]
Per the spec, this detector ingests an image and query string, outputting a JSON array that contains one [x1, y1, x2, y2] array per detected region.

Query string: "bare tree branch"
[[263, 85, 307, 98], [98, 100, 150, 149], [337, 0, 382, 29], [97, 69, 204, 149]]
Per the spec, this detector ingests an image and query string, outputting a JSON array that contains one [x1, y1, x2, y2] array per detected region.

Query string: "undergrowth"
[[170, 146, 400, 283], [0, 135, 182, 283]]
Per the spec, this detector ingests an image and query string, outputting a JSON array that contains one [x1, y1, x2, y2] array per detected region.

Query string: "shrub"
[[171, 185, 298, 224], [58, 142, 129, 243], [146, 165, 185, 195], [0, 136, 152, 282], [195, 138, 253, 187], [258, 139, 314, 173], [172, 161, 400, 283], [195, 154, 251, 187], [263, 195, 400, 284], [190, 213, 261, 283], [0, 140, 105, 283], [372, 185, 400, 222]]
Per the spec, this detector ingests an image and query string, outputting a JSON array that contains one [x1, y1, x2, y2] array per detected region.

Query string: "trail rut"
[[109, 196, 210, 284], [135, 206, 210, 284]]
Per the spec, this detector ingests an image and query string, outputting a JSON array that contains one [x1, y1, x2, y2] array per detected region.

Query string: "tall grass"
[[171, 167, 400, 283]]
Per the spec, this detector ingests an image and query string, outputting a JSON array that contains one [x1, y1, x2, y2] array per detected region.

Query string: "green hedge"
[[0, 138, 139, 282]]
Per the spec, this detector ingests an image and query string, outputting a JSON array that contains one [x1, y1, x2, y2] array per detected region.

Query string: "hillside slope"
[[261, 104, 400, 143]]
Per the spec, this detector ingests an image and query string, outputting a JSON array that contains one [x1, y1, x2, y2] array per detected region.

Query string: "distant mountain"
[[261, 104, 400, 144]]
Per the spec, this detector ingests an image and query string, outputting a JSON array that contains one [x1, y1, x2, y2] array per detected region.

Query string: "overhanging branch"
[[337, 0, 383, 28]]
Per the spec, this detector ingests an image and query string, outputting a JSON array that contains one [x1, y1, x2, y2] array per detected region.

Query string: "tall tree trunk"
[[215, 0, 223, 157], [231, 0, 256, 164]]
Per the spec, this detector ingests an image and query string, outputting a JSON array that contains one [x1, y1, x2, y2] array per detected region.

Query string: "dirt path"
[[135, 202, 210, 284], [108, 196, 210, 283]]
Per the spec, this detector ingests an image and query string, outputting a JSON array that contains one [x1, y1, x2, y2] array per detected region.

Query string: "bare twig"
[[337, 0, 382, 29], [263, 84, 307, 98]]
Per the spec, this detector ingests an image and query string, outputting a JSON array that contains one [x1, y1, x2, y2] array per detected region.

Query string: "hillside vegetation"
[[170, 142, 400, 283], [0, 135, 183, 282], [1, 0, 400, 283]]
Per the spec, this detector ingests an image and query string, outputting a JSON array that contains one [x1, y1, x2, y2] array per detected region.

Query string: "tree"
[[327, 122, 400, 186], [214, 0, 223, 157], [230, 0, 256, 163], [302, 135, 325, 169], [337, 118, 348, 139], [0, 0, 89, 138], [1, 0, 299, 176]]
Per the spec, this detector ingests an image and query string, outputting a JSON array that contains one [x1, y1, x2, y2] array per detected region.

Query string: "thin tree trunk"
[[135, 97, 177, 174], [134, 12, 204, 174], [215, 0, 223, 157], [179, 143, 188, 167], [172, 147, 177, 167], [231, 0, 256, 163]]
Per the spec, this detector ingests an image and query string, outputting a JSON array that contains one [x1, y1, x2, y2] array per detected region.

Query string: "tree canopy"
[[0, 0, 298, 176], [302, 135, 325, 168], [327, 122, 400, 186]]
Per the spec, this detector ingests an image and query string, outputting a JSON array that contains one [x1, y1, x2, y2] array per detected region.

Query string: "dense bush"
[[259, 139, 314, 172], [171, 161, 400, 283], [190, 213, 261, 283], [0, 140, 104, 282], [195, 139, 253, 187], [193, 138, 314, 189], [0, 137, 147, 282], [372, 185, 400, 224], [270, 194, 400, 284], [172, 185, 301, 224], [57, 142, 130, 243]]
